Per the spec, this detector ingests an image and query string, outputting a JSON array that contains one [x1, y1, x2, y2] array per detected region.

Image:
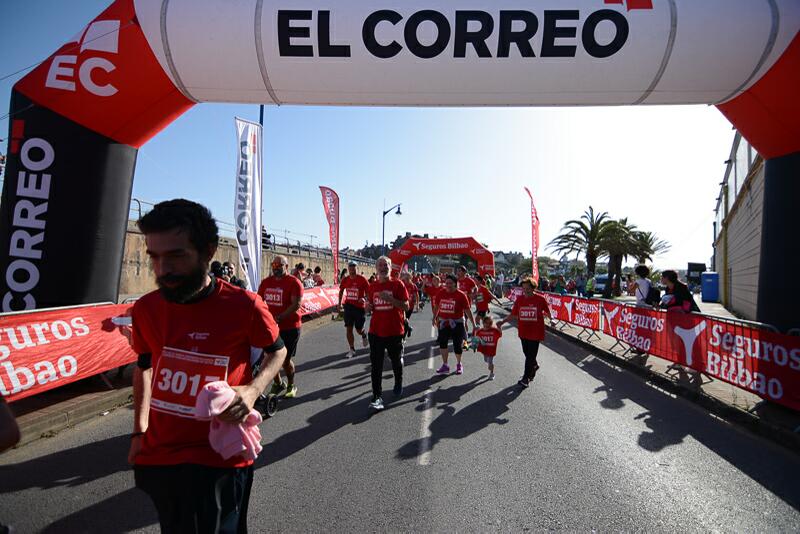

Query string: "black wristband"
[[137, 353, 152, 370]]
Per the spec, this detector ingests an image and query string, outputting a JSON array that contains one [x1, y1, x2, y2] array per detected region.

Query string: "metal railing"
[[129, 197, 376, 266]]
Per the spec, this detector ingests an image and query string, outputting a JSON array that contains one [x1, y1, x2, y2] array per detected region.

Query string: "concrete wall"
[[713, 163, 764, 321], [119, 222, 373, 300]]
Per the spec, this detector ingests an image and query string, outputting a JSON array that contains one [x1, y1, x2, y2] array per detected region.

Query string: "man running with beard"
[[497, 277, 551, 388], [257, 255, 304, 398], [365, 256, 409, 411], [434, 275, 476, 375], [129, 199, 287, 533], [338, 261, 370, 358]]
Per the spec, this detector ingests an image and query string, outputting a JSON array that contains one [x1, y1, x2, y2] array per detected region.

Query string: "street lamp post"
[[381, 203, 402, 256]]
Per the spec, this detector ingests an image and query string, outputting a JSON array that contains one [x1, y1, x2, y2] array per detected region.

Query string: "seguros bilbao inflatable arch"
[[389, 237, 495, 277], [1, 0, 798, 329]]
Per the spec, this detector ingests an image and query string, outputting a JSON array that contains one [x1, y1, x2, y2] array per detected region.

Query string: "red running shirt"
[[257, 275, 305, 330], [403, 280, 418, 306], [340, 274, 369, 309], [368, 279, 409, 337], [475, 327, 502, 357], [511, 293, 551, 341], [475, 286, 494, 312], [424, 285, 442, 301], [458, 276, 478, 301], [130, 279, 280, 468], [436, 290, 471, 321]]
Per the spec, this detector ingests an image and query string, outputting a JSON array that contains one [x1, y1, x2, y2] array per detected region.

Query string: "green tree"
[[632, 231, 671, 263], [547, 206, 610, 275], [597, 218, 639, 298]]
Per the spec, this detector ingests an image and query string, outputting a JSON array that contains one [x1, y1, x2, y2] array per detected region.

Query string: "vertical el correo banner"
[[234, 118, 263, 290], [319, 186, 340, 283], [1, 0, 798, 312], [524, 187, 540, 283]]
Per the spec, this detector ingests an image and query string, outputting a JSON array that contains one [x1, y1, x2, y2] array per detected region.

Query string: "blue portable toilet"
[[701, 272, 719, 303]]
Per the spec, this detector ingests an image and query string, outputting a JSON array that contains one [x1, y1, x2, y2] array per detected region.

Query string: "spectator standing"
[[223, 261, 247, 289], [313, 266, 325, 286], [576, 273, 587, 297], [494, 272, 505, 297], [634, 265, 653, 307], [660, 270, 700, 313], [128, 200, 286, 533], [257, 255, 305, 398]]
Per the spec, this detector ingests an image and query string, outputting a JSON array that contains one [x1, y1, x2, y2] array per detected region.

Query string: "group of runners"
[[126, 199, 552, 533]]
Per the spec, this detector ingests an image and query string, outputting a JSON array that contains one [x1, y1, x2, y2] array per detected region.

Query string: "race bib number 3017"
[[150, 347, 229, 418]]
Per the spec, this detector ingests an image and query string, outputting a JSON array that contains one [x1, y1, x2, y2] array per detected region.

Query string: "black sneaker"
[[393, 381, 403, 397], [518, 378, 530, 389]]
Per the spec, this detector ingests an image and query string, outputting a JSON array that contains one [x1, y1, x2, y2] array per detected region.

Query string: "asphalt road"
[[2, 305, 799, 533]]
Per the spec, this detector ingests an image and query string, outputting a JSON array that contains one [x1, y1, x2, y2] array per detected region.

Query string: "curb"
[[16, 387, 133, 447], [545, 325, 800, 453]]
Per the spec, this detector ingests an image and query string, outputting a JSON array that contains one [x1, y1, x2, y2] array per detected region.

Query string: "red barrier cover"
[[541, 293, 601, 330], [1, 303, 135, 402], [300, 286, 340, 316], [601, 302, 800, 411]]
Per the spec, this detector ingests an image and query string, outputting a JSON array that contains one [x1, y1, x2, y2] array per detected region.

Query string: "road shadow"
[[0, 434, 130, 494], [40, 486, 157, 533], [396, 384, 521, 461], [542, 334, 800, 511], [294, 339, 436, 375], [0, 434, 159, 532], [259, 370, 451, 468]]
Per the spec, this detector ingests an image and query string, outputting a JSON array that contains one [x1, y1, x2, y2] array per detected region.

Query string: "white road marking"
[[418, 346, 436, 465]]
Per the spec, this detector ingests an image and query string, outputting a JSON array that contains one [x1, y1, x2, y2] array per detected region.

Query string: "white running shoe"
[[346, 349, 355, 359], [488, 373, 495, 380], [369, 397, 384, 410]]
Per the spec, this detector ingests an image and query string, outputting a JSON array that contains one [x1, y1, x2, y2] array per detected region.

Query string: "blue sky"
[[1, 1, 735, 269]]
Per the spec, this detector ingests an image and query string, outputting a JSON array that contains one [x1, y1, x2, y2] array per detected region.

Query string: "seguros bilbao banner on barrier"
[[541, 292, 601, 330], [1, 288, 340, 401], [300, 286, 341, 315], [600, 302, 800, 410], [0, 303, 135, 402]]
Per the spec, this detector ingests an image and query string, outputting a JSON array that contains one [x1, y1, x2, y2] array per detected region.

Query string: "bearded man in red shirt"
[[129, 199, 287, 533]]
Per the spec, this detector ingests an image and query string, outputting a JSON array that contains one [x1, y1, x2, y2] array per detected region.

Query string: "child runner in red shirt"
[[474, 315, 502, 380]]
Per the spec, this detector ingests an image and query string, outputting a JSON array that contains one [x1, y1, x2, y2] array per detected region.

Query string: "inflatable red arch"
[[389, 237, 495, 277], [1, 0, 798, 329]]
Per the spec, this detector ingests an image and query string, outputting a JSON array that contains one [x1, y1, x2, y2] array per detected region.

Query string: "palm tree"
[[632, 231, 671, 263], [597, 218, 638, 297], [547, 206, 610, 274]]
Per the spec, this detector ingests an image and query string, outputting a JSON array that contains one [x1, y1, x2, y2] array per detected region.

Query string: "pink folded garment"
[[194, 381, 263, 461]]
